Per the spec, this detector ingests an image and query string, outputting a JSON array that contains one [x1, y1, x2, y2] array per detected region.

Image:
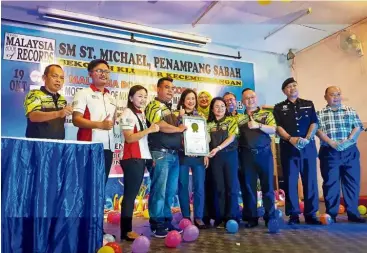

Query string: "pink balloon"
[[111, 212, 121, 224], [183, 225, 199, 242], [165, 231, 182, 248], [178, 218, 192, 230]]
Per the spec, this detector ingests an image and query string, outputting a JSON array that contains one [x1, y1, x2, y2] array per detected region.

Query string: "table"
[[1, 137, 106, 253]]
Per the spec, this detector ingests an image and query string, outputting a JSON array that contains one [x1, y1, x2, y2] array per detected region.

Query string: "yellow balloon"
[[97, 246, 114, 253], [316, 211, 320, 217], [143, 209, 150, 219], [258, 0, 271, 5], [358, 205, 367, 215]]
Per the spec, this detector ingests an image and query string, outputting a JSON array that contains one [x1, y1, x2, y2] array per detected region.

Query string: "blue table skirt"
[[1, 137, 106, 253]]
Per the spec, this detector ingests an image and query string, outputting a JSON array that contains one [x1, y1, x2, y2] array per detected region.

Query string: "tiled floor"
[[104, 206, 367, 253]]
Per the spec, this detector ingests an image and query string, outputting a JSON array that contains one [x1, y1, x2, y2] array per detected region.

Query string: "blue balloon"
[[226, 220, 239, 234], [268, 219, 280, 234], [257, 207, 265, 217]]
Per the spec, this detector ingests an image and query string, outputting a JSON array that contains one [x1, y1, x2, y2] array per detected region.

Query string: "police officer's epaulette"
[[274, 100, 286, 107], [300, 98, 313, 103]]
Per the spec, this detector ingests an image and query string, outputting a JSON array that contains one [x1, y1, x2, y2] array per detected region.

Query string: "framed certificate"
[[182, 116, 210, 156]]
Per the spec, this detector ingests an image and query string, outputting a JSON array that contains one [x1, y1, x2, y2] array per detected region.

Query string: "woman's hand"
[[208, 147, 219, 158], [204, 157, 209, 168]]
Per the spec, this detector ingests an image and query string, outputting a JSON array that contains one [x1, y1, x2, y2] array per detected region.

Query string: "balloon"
[[103, 234, 115, 243], [226, 220, 239, 234], [258, 0, 271, 5], [299, 201, 304, 213], [132, 236, 150, 253], [173, 212, 183, 223], [105, 242, 122, 253], [183, 225, 199, 241], [165, 231, 182, 248], [319, 214, 332, 225], [112, 213, 121, 224], [107, 211, 121, 224], [143, 209, 149, 219], [358, 205, 367, 215], [179, 218, 192, 230], [97, 246, 115, 253], [268, 219, 280, 234], [338, 205, 345, 214], [257, 207, 265, 217]]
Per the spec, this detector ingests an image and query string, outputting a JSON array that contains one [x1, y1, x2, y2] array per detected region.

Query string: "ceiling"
[[2, 1, 367, 55]]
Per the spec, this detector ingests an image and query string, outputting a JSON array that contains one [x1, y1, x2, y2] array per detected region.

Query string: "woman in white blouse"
[[120, 85, 159, 241]]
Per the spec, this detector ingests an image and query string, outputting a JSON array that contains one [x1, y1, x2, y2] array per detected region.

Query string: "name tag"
[[300, 106, 312, 109]]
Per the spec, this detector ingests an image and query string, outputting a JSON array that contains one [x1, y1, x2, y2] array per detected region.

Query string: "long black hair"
[[127, 85, 148, 111], [177, 88, 198, 110], [207, 97, 230, 122]]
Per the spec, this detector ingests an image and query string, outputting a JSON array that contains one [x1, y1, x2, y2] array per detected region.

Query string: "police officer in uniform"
[[273, 78, 321, 225], [238, 88, 276, 227]]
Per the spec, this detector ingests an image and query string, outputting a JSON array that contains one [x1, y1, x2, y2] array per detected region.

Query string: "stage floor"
[[104, 204, 367, 253]]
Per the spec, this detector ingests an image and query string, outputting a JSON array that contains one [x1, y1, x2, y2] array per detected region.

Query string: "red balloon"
[[299, 201, 304, 213], [105, 242, 122, 253], [165, 231, 182, 248]]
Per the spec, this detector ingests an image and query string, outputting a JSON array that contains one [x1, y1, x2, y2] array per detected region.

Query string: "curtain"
[[1, 137, 105, 253]]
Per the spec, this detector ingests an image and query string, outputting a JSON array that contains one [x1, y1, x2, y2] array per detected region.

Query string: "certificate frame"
[[182, 116, 210, 156]]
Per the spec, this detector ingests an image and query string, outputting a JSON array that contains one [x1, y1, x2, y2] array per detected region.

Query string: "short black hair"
[[44, 64, 63, 76], [157, 77, 173, 87], [242, 88, 253, 94], [223, 91, 236, 99], [87, 59, 109, 72]]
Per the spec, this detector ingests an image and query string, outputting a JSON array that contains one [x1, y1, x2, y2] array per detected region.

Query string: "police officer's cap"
[[282, 77, 297, 90]]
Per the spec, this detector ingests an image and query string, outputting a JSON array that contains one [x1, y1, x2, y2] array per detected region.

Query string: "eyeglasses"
[[92, 69, 111, 75], [49, 74, 65, 81]]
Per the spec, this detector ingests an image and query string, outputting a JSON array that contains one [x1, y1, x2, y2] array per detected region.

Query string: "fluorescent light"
[[38, 7, 211, 45]]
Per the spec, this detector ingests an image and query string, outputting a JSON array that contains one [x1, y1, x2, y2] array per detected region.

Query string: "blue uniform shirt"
[[273, 98, 318, 138]]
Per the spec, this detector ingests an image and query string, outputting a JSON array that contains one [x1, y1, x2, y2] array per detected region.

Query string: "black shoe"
[[305, 216, 322, 225], [245, 218, 259, 228], [152, 228, 168, 238], [348, 216, 366, 223], [288, 215, 300, 225], [166, 223, 183, 233], [194, 219, 207, 229], [264, 219, 269, 227], [216, 221, 226, 229]]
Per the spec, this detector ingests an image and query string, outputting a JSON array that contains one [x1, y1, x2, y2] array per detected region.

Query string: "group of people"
[[24, 59, 365, 242]]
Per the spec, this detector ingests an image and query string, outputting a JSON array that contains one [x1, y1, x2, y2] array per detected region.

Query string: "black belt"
[[239, 145, 270, 155], [152, 148, 177, 155]]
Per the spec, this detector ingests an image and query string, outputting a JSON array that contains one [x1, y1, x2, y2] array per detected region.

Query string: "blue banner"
[[2, 23, 255, 212]]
